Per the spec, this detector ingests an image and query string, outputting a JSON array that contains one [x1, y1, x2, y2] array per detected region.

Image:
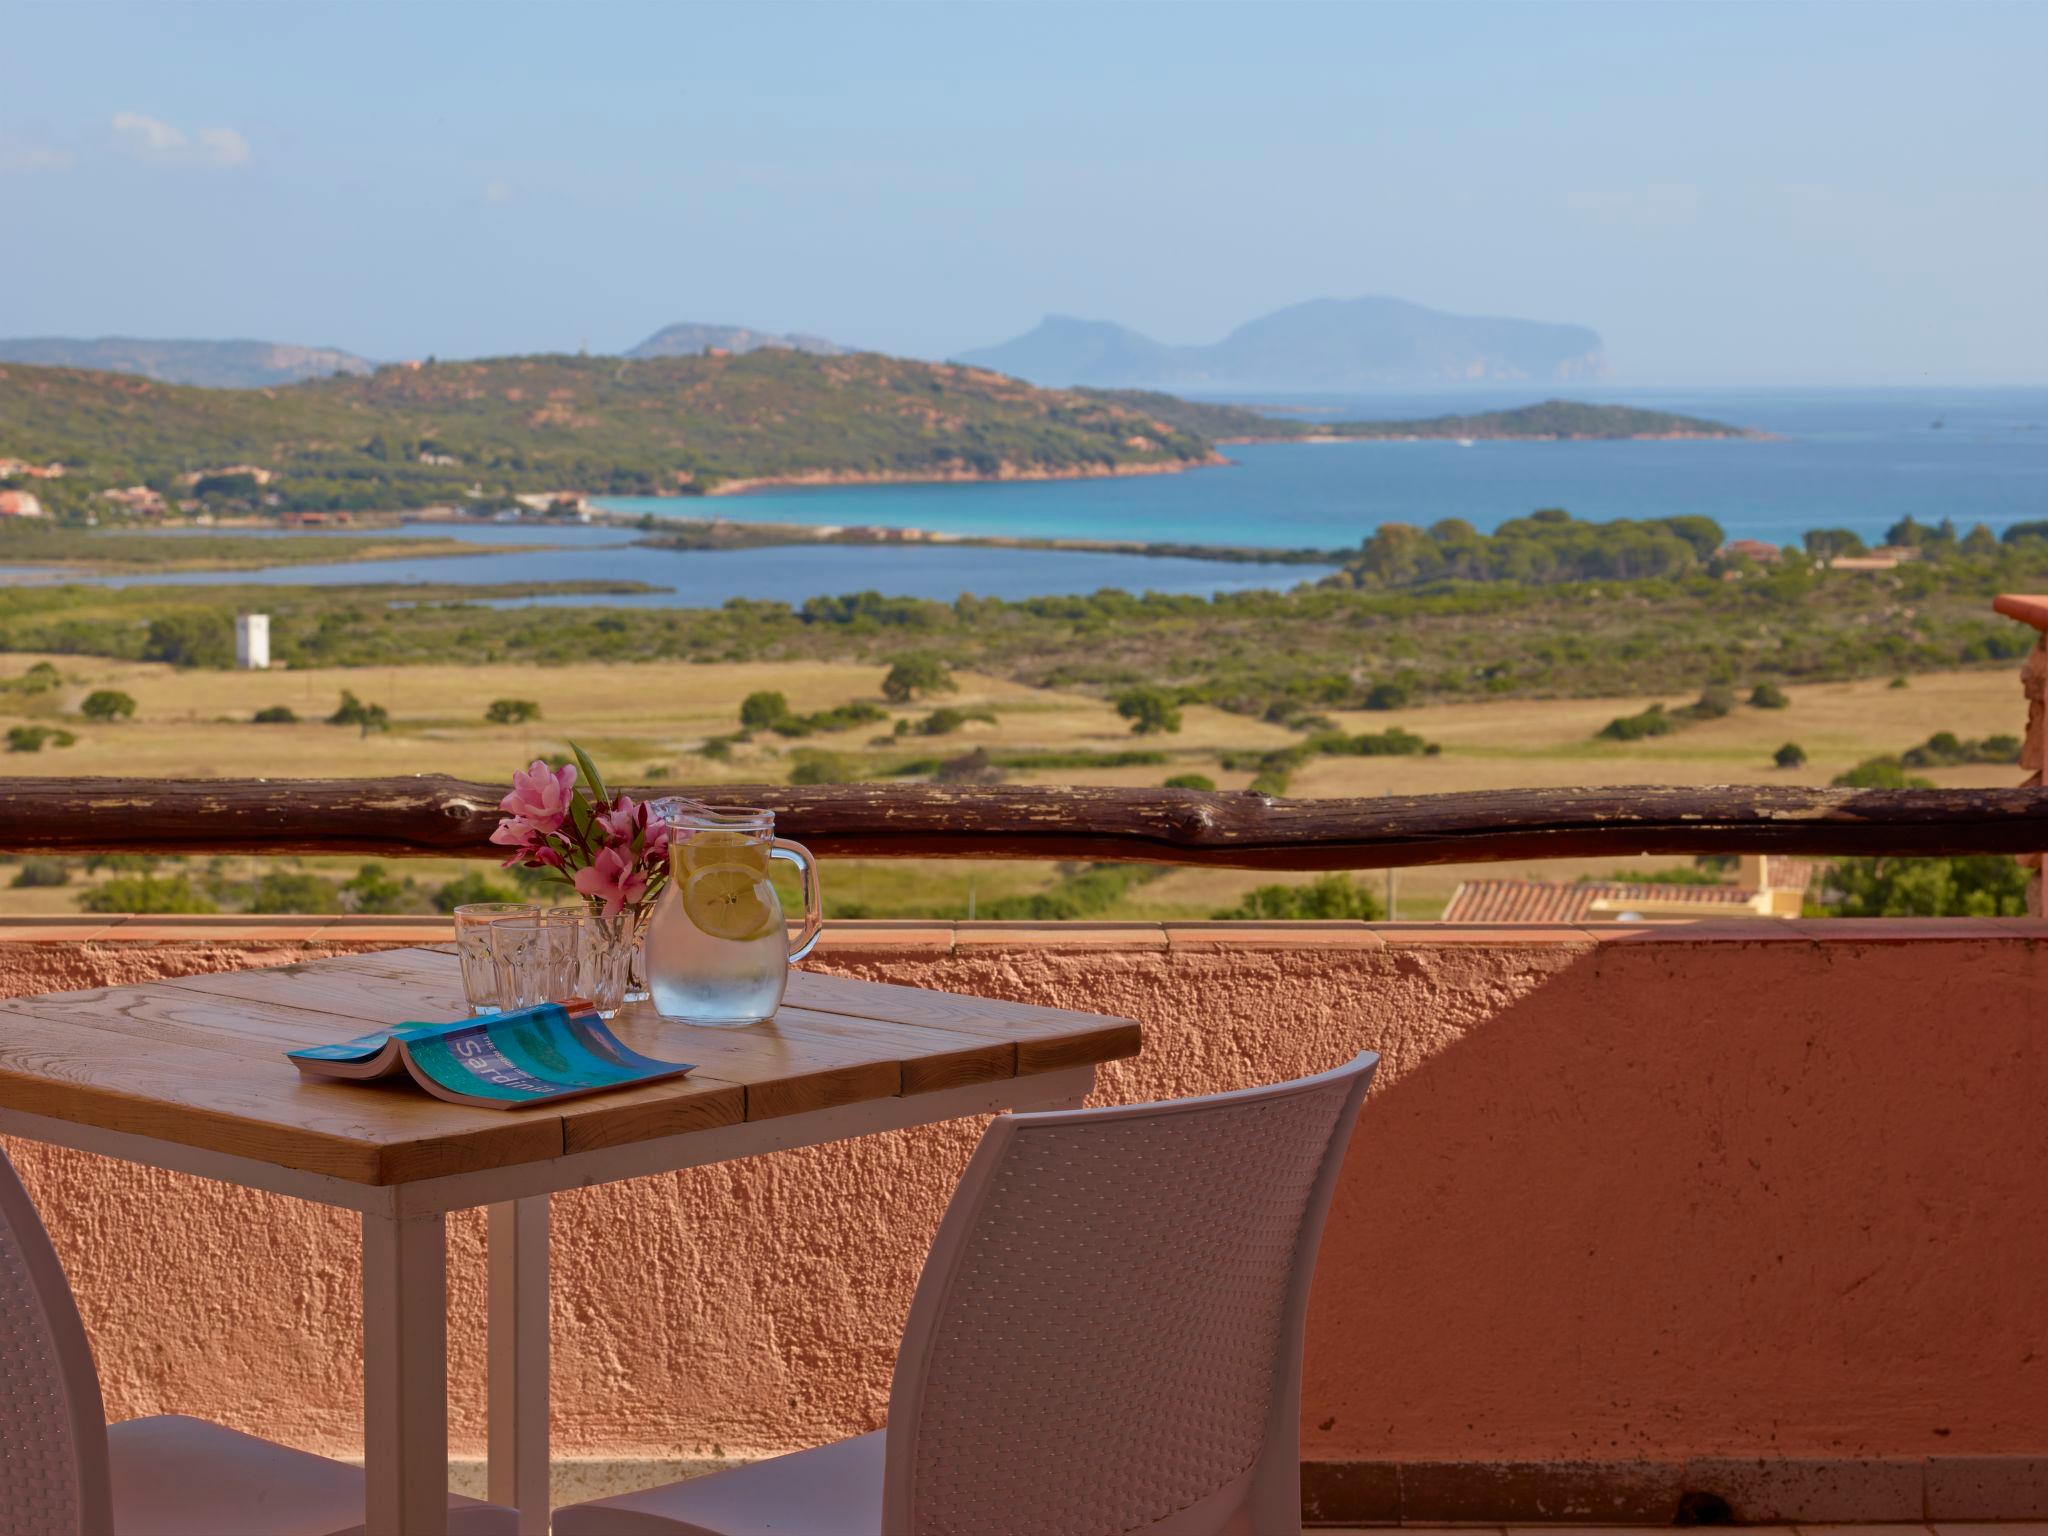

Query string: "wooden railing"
[[1, 777, 2043, 869]]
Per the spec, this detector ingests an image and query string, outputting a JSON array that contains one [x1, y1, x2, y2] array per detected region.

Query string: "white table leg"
[[364, 1209, 449, 1536], [488, 1196, 551, 1534]]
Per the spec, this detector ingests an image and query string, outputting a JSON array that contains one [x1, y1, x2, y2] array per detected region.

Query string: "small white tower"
[[235, 612, 271, 670]]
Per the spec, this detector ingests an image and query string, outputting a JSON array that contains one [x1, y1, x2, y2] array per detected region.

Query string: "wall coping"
[[1993, 592, 2048, 634], [2, 914, 2042, 953]]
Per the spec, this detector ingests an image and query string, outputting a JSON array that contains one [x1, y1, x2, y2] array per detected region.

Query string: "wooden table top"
[[0, 948, 1141, 1186]]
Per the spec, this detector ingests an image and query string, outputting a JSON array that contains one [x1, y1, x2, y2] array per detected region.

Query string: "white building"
[[235, 612, 271, 670]]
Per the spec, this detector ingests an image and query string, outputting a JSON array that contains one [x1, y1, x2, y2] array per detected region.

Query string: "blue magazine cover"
[[288, 1002, 694, 1109]]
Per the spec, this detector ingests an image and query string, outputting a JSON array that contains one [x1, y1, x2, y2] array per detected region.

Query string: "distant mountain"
[[957, 297, 1607, 390], [0, 336, 375, 388], [627, 322, 847, 360]]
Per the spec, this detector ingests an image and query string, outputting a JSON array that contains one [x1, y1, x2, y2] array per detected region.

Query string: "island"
[[1082, 392, 1755, 443]]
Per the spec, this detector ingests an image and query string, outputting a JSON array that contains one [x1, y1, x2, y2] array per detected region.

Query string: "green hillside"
[[1085, 390, 1748, 442], [0, 352, 1215, 514]]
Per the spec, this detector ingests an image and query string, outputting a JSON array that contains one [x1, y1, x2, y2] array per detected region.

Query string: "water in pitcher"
[[644, 817, 792, 1024]]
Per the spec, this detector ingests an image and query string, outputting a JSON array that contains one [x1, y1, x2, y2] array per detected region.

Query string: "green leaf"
[[569, 791, 594, 839], [569, 741, 609, 805]]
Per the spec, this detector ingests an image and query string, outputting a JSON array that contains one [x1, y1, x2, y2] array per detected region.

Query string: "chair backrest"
[[0, 1146, 112, 1536], [883, 1050, 1378, 1536]]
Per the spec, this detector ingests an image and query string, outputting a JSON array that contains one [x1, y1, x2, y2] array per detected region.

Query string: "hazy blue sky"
[[4, 1, 2043, 384]]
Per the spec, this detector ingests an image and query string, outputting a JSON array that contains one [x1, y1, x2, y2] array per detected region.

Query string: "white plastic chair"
[[0, 1146, 516, 1536], [555, 1049, 1379, 1536]]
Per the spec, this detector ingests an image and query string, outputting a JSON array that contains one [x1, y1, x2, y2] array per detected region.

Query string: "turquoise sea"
[[10, 388, 2038, 609], [601, 387, 2048, 552]]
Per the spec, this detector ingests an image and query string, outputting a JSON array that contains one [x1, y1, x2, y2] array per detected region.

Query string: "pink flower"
[[594, 795, 642, 846], [489, 815, 543, 867], [500, 760, 577, 831], [572, 845, 647, 918]]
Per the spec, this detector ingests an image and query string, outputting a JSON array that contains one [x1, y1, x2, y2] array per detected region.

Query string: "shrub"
[[252, 705, 298, 724], [6, 725, 76, 752], [328, 690, 390, 735], [1900, 731, 2023, 768], [1681, 685, 1736, 720], [1362, 677, 1413, 711], [739, 690, 789, 729], [10, 857, 71, 888], [77, 873, 218, 914], [933, 747, 1003, 784], [1831, 755, 1935, 789], [1163, 773, 1216, 791], [485, 698, 542, 725], [1774, 742, 1808, 768], [248, 869, 344, 914], [1597, 705, 1676, 742], [1212, 873, 1383, 921], [880, 654, 955, 703], [1749, 682, 1790, 709], [788, 749, 857, 785], [433, 870, 522, 912], [80, 688, 136, 722], [911, 706, 996, 736], [342, 862, 429, 915], [1115, 686, 1183, 735]]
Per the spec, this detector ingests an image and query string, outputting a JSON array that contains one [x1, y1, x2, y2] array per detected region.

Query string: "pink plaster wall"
[[3, 922, 2045, 1470]]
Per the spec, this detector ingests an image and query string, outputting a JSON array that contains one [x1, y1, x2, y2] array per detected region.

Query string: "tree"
[[1748, 682, 1789, 709], [1822, 856, 2029, 917], [1115, 686, 1182, 736], [739, 690, 790, 729], [328, 690, 390, 736], [1803, 528, 1867, 561], [880, 654, 955, 703], [1213, 873, 1383, 921], [252, 705, 298, 723], [1774, 742, 1808, 768], [80, 688, 136, 722], [142, 612, 234, 668], [485, 698, 542, 725]]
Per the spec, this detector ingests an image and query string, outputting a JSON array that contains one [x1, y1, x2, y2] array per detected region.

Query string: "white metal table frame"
[[0, 1062, 1097, 1536]]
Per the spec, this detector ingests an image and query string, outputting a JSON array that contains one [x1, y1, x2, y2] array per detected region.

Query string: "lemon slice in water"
[[682, 863, 780, 942], [674, 829, 772, 877]]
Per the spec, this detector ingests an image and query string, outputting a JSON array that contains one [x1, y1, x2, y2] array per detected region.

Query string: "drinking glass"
[[488, 917, 552, 1012], [575, 909, 637, 1018], [452, 901, 540, 1014], [643, 803, 822, 1026]]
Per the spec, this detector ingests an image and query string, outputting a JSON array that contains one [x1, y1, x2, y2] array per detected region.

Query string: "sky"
[[3, 1, 2045, 385]]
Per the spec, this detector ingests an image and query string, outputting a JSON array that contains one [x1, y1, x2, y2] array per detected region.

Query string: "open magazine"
[[286, 1002, 694, 1109]]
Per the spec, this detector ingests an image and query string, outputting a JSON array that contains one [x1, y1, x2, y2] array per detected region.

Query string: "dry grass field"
[[0, 653, 2024, 919]]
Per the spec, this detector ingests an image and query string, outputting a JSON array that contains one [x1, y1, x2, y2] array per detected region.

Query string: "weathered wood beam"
[[0, 776, 2043, 869]]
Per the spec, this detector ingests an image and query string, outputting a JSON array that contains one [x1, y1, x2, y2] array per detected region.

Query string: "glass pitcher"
[[642, 804, 822, 1026]]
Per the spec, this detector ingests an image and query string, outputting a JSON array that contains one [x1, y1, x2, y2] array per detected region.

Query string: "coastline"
[[1210, 428, 1766, 446], [701, 452, 1228, 498]]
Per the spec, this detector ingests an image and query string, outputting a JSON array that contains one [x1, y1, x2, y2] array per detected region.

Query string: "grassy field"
[[0, 653, 2021, 919]]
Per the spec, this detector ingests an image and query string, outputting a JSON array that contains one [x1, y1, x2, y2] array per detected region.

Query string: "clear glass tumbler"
[[643, 803, 822, 1026], [452, 901, 540, 1014]]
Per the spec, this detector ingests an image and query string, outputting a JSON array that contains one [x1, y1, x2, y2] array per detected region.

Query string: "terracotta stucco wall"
[[3, 919, 2044, 1472]]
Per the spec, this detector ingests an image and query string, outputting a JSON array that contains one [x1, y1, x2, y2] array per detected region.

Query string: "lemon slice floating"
[[682, 863, 781, 942], [674, 829, 772, 878]]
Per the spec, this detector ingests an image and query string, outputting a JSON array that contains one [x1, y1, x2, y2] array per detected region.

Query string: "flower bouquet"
[[491, 744, 693, 1007]]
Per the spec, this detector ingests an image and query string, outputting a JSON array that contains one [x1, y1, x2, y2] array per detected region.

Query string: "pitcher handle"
[[770, 839, 824, 964]]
